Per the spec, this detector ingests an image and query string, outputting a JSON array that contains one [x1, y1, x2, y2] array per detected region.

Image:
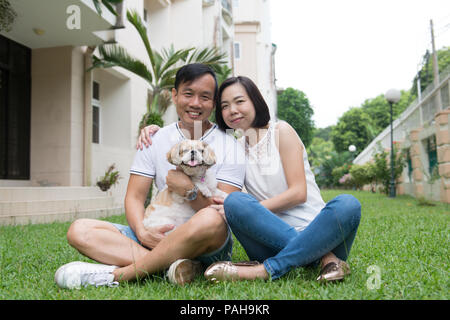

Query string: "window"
[[92, 105, 100, 144], [93, 81, 100, 100], [406, 148, 412, 181], [426, 135, 437, 175], [234, 42, 241, 60], [92, 81, 100, 144], [0, 35, 31, 180]]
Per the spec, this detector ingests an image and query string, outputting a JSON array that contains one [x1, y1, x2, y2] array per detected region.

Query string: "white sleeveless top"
[[242, 121, 325, 231]]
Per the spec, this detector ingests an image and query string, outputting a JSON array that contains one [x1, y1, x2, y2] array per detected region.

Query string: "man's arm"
[[125, 174, 174, 248]]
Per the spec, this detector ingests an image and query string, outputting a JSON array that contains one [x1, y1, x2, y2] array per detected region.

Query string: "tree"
[[90, 10, 228, 127], [361, 90, 414, 136], [313, 125, 333, 141], [331, 107, 376, 154], [411, 47, 450, 95], [277, 88, 315, 148], [306, 137, 334, 170]]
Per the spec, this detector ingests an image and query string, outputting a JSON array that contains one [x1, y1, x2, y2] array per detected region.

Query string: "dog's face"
[[167, 140, 216, 175]]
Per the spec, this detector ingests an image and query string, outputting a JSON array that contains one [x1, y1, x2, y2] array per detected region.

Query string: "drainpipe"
[[83, 46, 95, 186]]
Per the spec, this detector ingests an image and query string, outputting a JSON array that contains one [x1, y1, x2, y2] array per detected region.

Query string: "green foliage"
[[332, 163, 352, 186], [277, 88, 315, 148], [91, 0, 123, 16], [411, 47, 450, 95], [0, 0, 17, 32], [214, 64, 233, 86], [307, 137, 334, 170], [361, 91, 414, 137], [312, 126, 333, 141], [138, 112, 164, 133], [314, 151, 352, 188], [349, 162, 376, 190], [96, 164, 121, 192], [371, 144, 406, 194], [331, 107, 375, 154]]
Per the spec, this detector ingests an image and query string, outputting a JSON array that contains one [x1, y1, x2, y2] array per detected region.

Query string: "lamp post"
[[385, 89, 401, 198], [349, 145, 357, 165], [348, 144, 356, 160]]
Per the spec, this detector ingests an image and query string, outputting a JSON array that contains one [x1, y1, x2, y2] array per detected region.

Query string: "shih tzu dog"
[[143, 140, 227, 232]]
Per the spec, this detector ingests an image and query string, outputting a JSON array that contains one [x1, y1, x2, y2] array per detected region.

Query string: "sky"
[[270, 0, 450, 128]]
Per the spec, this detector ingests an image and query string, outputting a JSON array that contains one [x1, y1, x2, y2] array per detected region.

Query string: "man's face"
[[172, 74, 216, 129]]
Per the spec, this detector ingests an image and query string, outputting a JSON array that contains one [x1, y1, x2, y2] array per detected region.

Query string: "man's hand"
[[136, 224, 175, 249], [166, 168, 194, 197]]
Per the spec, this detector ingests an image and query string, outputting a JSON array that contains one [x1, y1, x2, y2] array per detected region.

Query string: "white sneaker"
[[166, 259, 203, 285], [55, 261, 119, 289]]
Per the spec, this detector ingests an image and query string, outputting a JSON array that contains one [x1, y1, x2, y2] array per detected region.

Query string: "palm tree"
[[90, 10, 228, 119]]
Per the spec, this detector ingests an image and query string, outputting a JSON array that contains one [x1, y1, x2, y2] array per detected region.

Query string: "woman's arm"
[[259, 121, 307, 213], [136, 125, 160, 150]]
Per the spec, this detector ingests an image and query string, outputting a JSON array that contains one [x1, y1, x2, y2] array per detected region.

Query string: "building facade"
[[0, 0, 277, 225], [354, 66, 450, 203]]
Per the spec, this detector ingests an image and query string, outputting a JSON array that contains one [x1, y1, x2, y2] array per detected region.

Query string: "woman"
[[138, 76, 361, 282]]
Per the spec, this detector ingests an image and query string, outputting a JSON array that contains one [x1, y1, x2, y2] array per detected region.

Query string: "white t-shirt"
[[130, 122, 246, 192]]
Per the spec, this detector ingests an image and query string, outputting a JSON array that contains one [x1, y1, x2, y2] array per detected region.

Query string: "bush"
[[372, 145, 406, 194], [138, 112, 164, 135], [349, 162, 376, 190], [332, 163, 352, 186]]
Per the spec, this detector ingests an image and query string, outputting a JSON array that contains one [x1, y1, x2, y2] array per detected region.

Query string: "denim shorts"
[[110, 223, 233, 267]]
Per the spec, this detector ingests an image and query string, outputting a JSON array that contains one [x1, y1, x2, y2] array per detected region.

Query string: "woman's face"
[[220, 83, 256, 131]]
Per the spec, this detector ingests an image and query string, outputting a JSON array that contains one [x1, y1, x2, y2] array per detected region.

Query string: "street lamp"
[[385, 89, 401, 198], [348, 145, 356, 162]]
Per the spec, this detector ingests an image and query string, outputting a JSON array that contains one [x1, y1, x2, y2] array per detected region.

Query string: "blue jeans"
[[224, 192, 361, 280]]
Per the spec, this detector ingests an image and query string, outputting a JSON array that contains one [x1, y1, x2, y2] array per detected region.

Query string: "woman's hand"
[[136, 124, 160, 150], [136, 224, 174, 249], [211, 196, 225, 205], [209, 204, 226, 222]]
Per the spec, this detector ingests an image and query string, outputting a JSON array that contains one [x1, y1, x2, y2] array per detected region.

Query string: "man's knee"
[[66, 218, 94, 249], [186, 208, 227, 243]]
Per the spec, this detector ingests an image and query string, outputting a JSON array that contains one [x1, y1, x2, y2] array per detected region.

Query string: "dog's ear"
[[202, 142, 216, 166], [167, 143, 182, 165]]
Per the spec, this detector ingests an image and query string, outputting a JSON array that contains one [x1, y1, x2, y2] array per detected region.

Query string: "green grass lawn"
[[0, 190, 448, 300]]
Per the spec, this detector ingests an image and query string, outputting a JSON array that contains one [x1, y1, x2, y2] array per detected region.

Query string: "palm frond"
[[126, 10, 157, 77], [90, 44, 153, 85], [185, 47, 228, 67], [159, 46, 194, 82]]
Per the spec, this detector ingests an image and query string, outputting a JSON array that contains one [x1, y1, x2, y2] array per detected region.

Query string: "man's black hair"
[[174, 63, 218, 101]]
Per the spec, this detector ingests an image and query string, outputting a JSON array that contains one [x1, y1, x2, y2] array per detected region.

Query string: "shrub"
[[349, 162, 376, 190], [139, 112, 164, 134], [372, 146, 406, 194]]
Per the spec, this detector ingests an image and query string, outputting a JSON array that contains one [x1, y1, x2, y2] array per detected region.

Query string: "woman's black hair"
[[174, 63, 218, 102], [215, 76, 271, 131]]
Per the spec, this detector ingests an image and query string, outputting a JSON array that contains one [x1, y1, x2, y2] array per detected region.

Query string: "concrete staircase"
[[0, 187, 124, 226]]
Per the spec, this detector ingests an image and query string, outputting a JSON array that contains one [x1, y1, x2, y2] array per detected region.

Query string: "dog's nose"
[[191, 150, 195, 160]]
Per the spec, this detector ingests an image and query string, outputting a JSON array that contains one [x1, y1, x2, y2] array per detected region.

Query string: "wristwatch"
[[185, 185, 199, 201]]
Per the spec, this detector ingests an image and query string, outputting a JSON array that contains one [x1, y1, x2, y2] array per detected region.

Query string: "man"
[[55, 64, 245, 289]]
